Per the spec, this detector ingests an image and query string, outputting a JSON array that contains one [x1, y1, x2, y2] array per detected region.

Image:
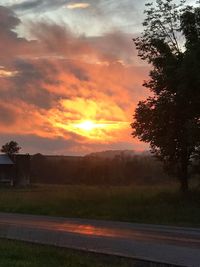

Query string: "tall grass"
[[0, 184, 200, 226]]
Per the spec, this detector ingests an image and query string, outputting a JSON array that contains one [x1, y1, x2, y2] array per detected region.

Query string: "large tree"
[[131, 0, 200, 192]]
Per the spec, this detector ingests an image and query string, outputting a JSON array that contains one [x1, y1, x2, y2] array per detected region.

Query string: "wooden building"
[[0, 154, 30, 186]]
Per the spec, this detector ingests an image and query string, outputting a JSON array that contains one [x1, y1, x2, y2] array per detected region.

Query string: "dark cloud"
[[0, 5, 20, 29], [0, 133, 79, 155], [11, 59, 60, 109], [29, 22, 91, 57], [11, 0, 43, 11], [0, 5, 145, 105], [88, 31, 136, 64], [0, 59, 60, 109], [10, 0, 143, 26], [0, 105, 17, 126], [11, 0, 69, 12], [0, 133, 146, 155], [29, 21, 136, 65], [67, 65, 90, 81], [0, 6, 37, 61]]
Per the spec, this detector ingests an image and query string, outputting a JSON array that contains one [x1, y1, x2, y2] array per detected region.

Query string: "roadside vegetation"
[[0, 239, 177, 267], [0, 184, 200, 227]]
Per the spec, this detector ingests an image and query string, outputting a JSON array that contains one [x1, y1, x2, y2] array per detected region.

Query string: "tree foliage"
[[1, 141, 21, 155], [131, 0, 200, 192]]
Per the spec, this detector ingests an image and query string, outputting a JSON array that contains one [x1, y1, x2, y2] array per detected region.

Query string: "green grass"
[[0, 239, 174, 267], [0, 184, 200, 226]]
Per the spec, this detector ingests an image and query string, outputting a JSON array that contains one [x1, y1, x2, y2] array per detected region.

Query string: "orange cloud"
[[0, 68, 18, 77], [0, 6, 149, 154], [66, 3, 90, 9], [48, 97, 129, 140]]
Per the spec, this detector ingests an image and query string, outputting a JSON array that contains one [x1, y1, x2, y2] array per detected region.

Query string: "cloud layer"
[[0, 5, 148, 155]]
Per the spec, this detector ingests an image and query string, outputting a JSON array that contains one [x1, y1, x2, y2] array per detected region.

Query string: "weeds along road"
[[0, 212, 200, 267]]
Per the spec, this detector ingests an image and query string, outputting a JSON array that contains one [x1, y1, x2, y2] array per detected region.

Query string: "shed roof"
[[0, 154, 14, 165]]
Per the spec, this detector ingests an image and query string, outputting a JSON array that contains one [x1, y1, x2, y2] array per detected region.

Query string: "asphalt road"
[[0, 212, 200, 267]]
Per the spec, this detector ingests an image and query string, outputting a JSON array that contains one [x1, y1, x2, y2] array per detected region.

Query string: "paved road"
[[0, 213, 200, 267]]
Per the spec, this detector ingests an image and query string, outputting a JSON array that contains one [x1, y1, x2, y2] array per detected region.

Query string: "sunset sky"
[[0, 0, 152, 155]]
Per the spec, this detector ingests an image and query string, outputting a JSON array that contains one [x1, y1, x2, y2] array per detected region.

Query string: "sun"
[[75, 120, 96, 131], [53, 117, 129, 140]]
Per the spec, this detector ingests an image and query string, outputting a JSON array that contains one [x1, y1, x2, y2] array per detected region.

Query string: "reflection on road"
[[0, 216, 200, 247]]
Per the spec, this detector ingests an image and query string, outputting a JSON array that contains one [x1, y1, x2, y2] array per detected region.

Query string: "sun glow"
[[75, 120, 105, 131], [54, 119, 128, 140], [49, 98, 129, 140]]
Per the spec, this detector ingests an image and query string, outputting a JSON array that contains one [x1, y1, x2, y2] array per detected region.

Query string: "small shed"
[[0, 154, 30, 186], [0, 154, 15, 185]]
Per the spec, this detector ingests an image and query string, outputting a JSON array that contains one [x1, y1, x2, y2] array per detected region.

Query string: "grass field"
[[0, 239, 175, 267], [0, 184, 200, 226]]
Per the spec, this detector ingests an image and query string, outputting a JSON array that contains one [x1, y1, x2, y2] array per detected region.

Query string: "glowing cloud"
[[0, 69, 18, 78], [75, 120, 100, 131], [66, 2, 90, 9], [55, 120, 128, 140], [0, 6, 149, 154], [48, 98, 129, 140]]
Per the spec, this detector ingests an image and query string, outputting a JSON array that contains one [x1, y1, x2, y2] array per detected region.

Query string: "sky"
[[0, 0, 151, 155]]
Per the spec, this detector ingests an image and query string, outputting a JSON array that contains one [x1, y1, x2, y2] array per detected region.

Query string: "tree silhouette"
[[131, 0, 200, 192], [1, 141, 21, 155]]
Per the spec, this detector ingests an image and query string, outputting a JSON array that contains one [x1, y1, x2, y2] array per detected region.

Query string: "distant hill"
[[45, 155, 83, 161], [85, 150, 138, 159], [31, 151, 150, 161]]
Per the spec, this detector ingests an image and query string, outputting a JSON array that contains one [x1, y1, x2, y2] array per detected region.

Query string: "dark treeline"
[[31, 153, 170, 185]]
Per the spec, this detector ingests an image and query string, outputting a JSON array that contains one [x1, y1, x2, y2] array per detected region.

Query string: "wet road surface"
[[0, 212, 200, 266]]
